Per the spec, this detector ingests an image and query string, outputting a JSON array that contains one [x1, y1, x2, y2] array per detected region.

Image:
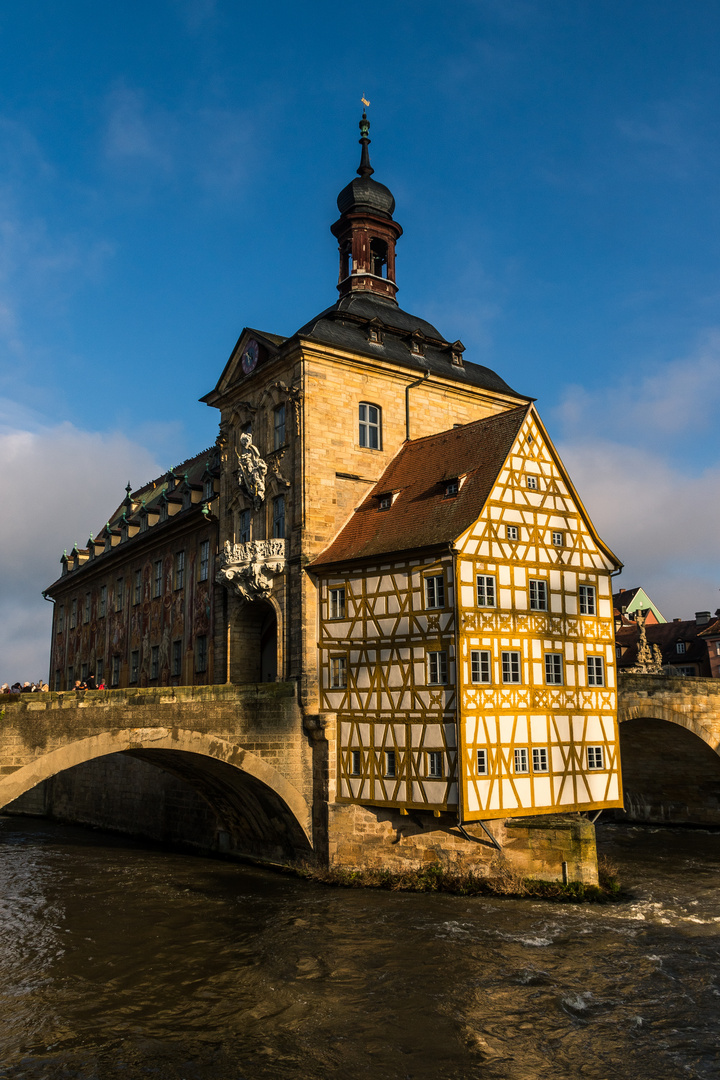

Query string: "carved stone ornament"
[[235, 433, 268, 510], [626, 612, 663, 675], [216, 539, 287, 602]]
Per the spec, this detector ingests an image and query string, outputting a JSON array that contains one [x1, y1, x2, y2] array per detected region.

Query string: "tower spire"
[[357, 110, 374, 178]]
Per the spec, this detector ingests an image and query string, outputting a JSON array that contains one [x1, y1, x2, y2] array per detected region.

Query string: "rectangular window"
[[351, 750, 362, 775], [545, 653, 563, 685], [134, 569, 142, 605], [171, 640, 182, 678], [196, 634, 208, 673], [329, 587, 346, 619], [587, 655, 605, 686], [526, 475, 537, 490], [274, 403, 286, 449], [552, 531, 564, 547], [427, 751, 443, 778], [428, 651, 448, 685], [476, 749, 488, 775], [153, 560, 162, 599], [272, 495, 285, 539], [99, 585, 107, 617], [533, 747, 549, 773], [68, 665, 74, 686], [506, 525, 518, 541], [96, 658, 104, 684], [84, 593, 90, 624], [514, 748, 529, 773], [502, 651, 521, 684], [330, 656, 347, 689], [174, 552, 185, 591], [239, 509, 251, 544], [470, 650, 491, 684], [378, 493, 392, 510], [115, 578, 124, 613], [81, 663, 88, 683], [444, 479, 459, 497], [676, 641, 686, 654], [57, 606, 65, 633], [425, 573, 445, 609], [676, 666, 695, 676], [111, 656, 120, 687], [579, 584, 596, 616], [54, 670, 61, 692], [587, 746, 604, 770], [529, 579, 548, 611], [150, 645, 159, 680], [204, 477, 215, 501], [476, 574, 496, 607], [199, 540, 210, 583], [70, 598, 77, 629], [385, 750, 396, 778], [130, 650, 139, 684], [358, 402, 381, 449]]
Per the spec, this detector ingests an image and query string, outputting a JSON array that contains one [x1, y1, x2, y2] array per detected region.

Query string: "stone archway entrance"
[[230, 599, 279, 683]]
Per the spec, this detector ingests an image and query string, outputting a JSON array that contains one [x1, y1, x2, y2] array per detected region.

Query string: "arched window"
[[370, 238, 388, 277], [359, 402, 381, 449]]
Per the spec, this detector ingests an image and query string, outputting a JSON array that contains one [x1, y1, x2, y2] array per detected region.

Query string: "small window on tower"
[[370, 237, 388, 277]]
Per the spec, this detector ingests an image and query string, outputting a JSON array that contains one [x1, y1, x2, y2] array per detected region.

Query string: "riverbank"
[[292, 854, 623, 902]]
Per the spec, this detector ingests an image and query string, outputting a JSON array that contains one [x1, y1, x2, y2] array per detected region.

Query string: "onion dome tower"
[[331, 111, 403, 304]]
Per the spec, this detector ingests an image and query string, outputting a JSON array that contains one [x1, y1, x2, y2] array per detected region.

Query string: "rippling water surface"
[[0, 817, 719, 1079]]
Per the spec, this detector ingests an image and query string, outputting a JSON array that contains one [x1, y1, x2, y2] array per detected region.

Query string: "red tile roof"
[[311, 405, 531, 568]]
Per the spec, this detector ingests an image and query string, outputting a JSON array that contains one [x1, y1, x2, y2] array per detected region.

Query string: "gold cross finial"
[[361, 96, 371, 108]]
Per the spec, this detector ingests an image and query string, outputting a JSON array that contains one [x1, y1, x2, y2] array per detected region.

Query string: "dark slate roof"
[[613, 586, 642, 609], [295, 293, 528, 400], [337, 175, 395, 217], [616, 619, 711, 674], [311, 405, 530, 568]]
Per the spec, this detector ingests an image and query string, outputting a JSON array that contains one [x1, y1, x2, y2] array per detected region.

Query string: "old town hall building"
[[46, 112, 623, 829]]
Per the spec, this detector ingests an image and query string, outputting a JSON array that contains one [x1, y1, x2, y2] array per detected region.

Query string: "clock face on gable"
[[240, 339, 259, 375]]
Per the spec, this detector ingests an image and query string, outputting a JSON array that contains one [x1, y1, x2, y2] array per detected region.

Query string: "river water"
[[0, 818, 718, 1080]]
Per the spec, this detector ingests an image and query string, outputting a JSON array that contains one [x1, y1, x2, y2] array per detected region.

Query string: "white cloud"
[[0, 408, 161, 684], [553, 333, 720, 622]]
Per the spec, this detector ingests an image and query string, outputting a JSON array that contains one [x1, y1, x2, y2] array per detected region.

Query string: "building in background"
[[616, 609, 719, 677], [612, 586, 666, 625]]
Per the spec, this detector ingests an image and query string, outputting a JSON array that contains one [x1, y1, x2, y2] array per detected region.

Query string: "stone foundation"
[[327, 803, 598, 884]]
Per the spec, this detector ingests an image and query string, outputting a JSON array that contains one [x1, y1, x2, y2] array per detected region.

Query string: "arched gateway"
[[0, 685, 315, 863]]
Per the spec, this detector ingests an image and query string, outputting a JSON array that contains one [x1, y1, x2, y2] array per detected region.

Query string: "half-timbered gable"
[[311, 405, 623, 820]]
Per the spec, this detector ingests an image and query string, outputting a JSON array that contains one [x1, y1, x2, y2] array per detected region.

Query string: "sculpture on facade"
[[236, 433, 267, 509], [626, 612, 663, 674], [216, 539, 287, 603]]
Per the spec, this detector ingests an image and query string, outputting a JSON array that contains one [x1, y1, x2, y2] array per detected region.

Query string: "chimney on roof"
[[619, 588, 625, 593], [696, 611, 712, 625], [673, 618, 682, 623]]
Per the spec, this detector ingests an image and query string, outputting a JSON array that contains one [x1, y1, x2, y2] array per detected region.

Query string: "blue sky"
[[2, 0, 719, 680]]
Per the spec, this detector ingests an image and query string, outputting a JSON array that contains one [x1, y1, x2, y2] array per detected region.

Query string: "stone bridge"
[[618, 673, 720, 825], [0, 683, 327, 864]]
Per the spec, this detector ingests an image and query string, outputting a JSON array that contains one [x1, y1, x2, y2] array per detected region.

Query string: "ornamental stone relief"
[[235, 433, 268, 510], [216, 539, 288, 603]]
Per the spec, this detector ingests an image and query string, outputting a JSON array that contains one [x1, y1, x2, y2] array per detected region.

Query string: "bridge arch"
[[0, 729, 313, 862], [618, 698, 720, 826]]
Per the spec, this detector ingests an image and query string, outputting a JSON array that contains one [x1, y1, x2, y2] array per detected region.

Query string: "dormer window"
[[204, 477, 215, 501], [409, 335, 424, 356], [160, 500, 169, 523], [677, 641, 686, 654], [444, 479, 459, 498], [366, 320, 384, 345], [378, 492, 393, 510]]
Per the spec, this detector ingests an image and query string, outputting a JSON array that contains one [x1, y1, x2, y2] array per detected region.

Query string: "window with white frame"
[[476, 749, 488, 775], [506, 525, 518, 541], [134, 569, 142, 605], [529, 579, 548, 611], [444, 479, 459, 497], [514, 748, 529, 773], [359, 402, 381, 449], [385, 750, 396, 778], [587, 655, 605, 686], [428, 651, 448, 684], [274, 403, 286, 449], [532, 747, 549, 772], [153, 560, 162, 599], [587, 746, 604, 770], [502, 651, 521, 683], [476, 574, 496, 607], [199, 540, 210, 582], [676, 641, 686, 654], [579, 584, 596, 615], [377, 492, 392, 510], [470, 650, 491, 684], [552, 531, 564, 547], [174, 552, 185, 591], [545, 653, 563, 685], [427, 751, 443, 778], [272, 495, 285, 539], [425, 573, 445, 609], [239, 509, 251, 544], [330, 656, 347, 689], [351, 750, 362, 775], [329, 587, 346, 619], [526, 475, 538, 490]]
